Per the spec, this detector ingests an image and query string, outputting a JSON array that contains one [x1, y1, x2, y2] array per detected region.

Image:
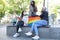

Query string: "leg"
[[32, 20, 47, 39], [34, 20, 47, 35], [16, 21, 21, 33], [25, 20, 41, 36], [34, 25, 39, 36], [17, 20, 24, 33], [30, 22, 36, 32], [13, 24, 20, 38], [32, 24, 40, 39], [25, 20, 47, 37], [16, 25, 20, 33], [25, 22, 35, 36], [31, 22, 40, 36], [13, 21, 24, 37]]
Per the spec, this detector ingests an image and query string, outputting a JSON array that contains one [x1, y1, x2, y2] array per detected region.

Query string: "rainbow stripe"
[[28, 16, 40, 27]]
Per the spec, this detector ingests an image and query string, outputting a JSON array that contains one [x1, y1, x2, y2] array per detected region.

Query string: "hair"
[[21, 11, 24, 18], [31, 1, 35, 7], [41, 7, 47, 14], [42, 7, 46, 11]]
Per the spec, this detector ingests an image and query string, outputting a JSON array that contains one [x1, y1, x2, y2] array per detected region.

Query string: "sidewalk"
[[0, 24, 59, 40]]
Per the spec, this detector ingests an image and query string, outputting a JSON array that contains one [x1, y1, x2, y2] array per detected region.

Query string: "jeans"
[[30, 20, 47, 35], [16, 20, 24, 33]]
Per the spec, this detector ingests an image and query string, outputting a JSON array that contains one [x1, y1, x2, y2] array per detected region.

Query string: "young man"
[[25, 7, 48, 39], [13, 11, 24, 38]]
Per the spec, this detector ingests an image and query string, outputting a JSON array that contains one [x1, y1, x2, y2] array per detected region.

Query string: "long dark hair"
[[31, 1, 35, 7], [21, 11, 24, 18]]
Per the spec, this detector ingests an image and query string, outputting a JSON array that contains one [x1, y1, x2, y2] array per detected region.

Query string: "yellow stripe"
[[28, 20, 39, 23]]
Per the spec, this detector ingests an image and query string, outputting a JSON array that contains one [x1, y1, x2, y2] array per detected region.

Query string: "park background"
[[0, 0, 60, 40], [0, 0, 60, 27]]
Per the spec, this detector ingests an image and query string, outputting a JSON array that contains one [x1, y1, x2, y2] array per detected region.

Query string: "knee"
[[34, 25, 37, 29], [16, 24, 19, 27]]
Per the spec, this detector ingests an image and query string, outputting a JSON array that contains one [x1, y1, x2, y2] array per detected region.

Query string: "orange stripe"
[[29, 17, 40, 21], [28, 16, 41, 24]]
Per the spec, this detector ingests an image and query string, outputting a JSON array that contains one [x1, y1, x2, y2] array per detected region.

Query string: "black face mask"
[[31, 3, 35, 7]]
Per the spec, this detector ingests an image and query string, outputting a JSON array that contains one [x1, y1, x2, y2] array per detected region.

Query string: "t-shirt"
[[40, 11, 48, 21]]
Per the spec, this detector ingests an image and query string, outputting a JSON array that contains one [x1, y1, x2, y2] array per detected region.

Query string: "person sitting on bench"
[[25, 7, 48, 39], [29, 1, 37, 16], [13, 11, 24, 38]]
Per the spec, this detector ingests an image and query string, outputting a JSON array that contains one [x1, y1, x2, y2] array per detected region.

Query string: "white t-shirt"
[[22, 16, 28, 26]]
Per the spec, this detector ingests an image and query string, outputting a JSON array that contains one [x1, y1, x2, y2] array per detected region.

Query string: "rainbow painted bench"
[[28, 16, 40, 27], [28, 16, 49, 28]]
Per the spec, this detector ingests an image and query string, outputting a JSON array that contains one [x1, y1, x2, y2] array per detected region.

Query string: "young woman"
[[13, 11, 24, 38], [25, 7, 48, 39], [29, 1, 37, 16]]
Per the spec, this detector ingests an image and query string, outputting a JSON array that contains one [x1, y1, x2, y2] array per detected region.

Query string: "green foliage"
[[56, 6, 60, 9], [0, 12, 5, 19], [53, 6, 60, 15], [0, 0, 30, 19], [0, 0, 5, 19]]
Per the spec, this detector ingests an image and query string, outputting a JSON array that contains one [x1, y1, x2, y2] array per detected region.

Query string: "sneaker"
[[13, 33, 20, 38], [25, 32, 32, 36], [18, 28, 22, 32], [32, 35, 40, 39]]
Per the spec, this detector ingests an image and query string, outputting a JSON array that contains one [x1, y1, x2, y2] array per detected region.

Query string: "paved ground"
[[0, 24, 59, 40]]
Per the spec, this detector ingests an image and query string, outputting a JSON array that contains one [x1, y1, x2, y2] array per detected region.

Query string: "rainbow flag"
[[28, 16, 40, 27]]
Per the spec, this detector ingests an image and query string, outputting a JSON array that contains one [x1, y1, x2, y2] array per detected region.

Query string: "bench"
[[6, 25, 60, 39], [6, 25, 50, 37]]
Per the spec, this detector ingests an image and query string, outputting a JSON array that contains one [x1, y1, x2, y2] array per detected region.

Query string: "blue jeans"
[[30, 20, 47, 35]]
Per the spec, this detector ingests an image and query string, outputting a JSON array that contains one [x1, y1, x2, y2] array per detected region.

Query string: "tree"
[[0, 0, 30, 19], [0, 0, 5, 19]]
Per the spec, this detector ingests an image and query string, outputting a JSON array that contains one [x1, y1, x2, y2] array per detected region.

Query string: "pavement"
[[0, 24, 59, 40]]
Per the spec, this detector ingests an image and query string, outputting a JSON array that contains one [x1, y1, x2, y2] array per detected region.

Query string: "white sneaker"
[[13, 33, 20, 38], [18, 28, 22, 32], [25, 32, 32, 36], [32, 35, 40, 39]]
